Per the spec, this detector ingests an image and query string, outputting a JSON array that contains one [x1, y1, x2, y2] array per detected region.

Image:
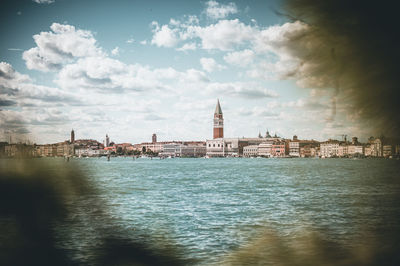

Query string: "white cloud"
[[150, 19, 255, 51], [55, 56, 208, 93], [190, 19, 255, 50], [183, 69, 210, 83], [126, 38, 135, 44], [176, 42, 196, 51], [0, 62, 82, 107], [22, 23, 103, 72], [200, 57, 225, 72], [111, 46, 120, 56], [206, 82, 278, 98], [236, 106, 279, 117], [223, 49, 255, 67], [151, 22, 180, 48], [140, 40, 147, 45], [205, 1, 238, 20], [0, 62, 31, 91]]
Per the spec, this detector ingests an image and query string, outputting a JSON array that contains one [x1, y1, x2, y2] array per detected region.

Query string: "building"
[[371, 138, 383, 157], [289, 136, 300, 157], [180, 145, 206, 157], [258, 141, 273, 157], [206, 138, 241, 157], [243, 145, 258, 157], [160, 143, 182, 157], [383, 145, 393, 158], [159, 143, 206, 157], [213, 99, 224, 139], [271, 141, 286, 157], [134, 142, 167, 153], [56, 142, 74, 157], [152, 133, 157, 143], [75, 147, 107, 157], [106, 134, 110, 147], [347, 145, 364, 157], [364, 145, 373, 157], [320, 141, 340, 158], [71, 129, 75, 143], [338, 144, 348, 157], [4, 144, 35, 157]]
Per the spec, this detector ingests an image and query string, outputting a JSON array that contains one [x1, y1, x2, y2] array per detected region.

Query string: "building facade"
[[320, 141, 340, 158], [243, 145, 259, 157], [258, 141, 273, 157]]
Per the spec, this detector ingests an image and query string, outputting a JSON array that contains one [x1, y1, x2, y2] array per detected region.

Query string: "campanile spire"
[[213, 99, 224, 139]]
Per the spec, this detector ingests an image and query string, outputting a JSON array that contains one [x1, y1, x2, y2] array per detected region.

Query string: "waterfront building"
[[371, 138, 383, 157], [4, 144, 35, 157], [258, 141, 273, 157], [213, 99, 224, 139], [181, 145, 206, 157], [158, 143, 206, 157], [206, 138, 239, 157], [289, 136, 300, 157], [243, 145, 259, 157], [383, 145, 393, 158], [75, 147, 107, 157], [320, 141, 340, 158], [338, 144, 348, 157], [300, 144, 314, 158], [347, 145, 364, 156], [134, 141, 205, 155], [71, 129, 75, 143], [271, 141, 285, 157], [311, 146, 318, 157], [56, 142, 74, 157], [134, 142, 169, 153], [160, 143, 182, 157], [364, 145, 373, 157], [44, 144, 57, 157]]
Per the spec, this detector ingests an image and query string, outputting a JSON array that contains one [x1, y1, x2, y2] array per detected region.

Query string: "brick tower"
[[213, 99, 224, 139]]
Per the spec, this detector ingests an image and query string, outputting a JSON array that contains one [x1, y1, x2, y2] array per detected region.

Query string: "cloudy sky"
[[1, 0, 367, 144]]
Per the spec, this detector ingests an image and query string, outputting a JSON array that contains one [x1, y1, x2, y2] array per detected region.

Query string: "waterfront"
[[2, 157, 400, 265]]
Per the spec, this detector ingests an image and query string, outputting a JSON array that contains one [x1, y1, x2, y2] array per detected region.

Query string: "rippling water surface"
[[55, 157, 399, 264], [3, 157, 400, 264]]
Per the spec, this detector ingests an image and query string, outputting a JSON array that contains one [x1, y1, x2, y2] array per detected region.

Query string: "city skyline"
[[0, 0, 391, 145]]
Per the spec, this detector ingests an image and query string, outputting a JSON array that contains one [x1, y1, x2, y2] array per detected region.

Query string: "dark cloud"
[[281, 0, 400, 137], [0, 99, 17, 106], [0, 85, 18, 96]]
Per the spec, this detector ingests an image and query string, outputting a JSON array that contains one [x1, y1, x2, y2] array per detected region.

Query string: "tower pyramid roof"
[[214, 99, 223, 115]]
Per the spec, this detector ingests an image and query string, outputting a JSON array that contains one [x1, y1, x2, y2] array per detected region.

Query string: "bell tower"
[[213, 99, 224, 139], [71, 129, 75, 143]]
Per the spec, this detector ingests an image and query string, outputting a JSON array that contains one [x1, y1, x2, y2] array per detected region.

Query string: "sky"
[[0, 0, 371, 144]]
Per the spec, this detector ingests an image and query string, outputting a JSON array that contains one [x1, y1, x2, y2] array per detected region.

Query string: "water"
[[2, 157, 400, 264]]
